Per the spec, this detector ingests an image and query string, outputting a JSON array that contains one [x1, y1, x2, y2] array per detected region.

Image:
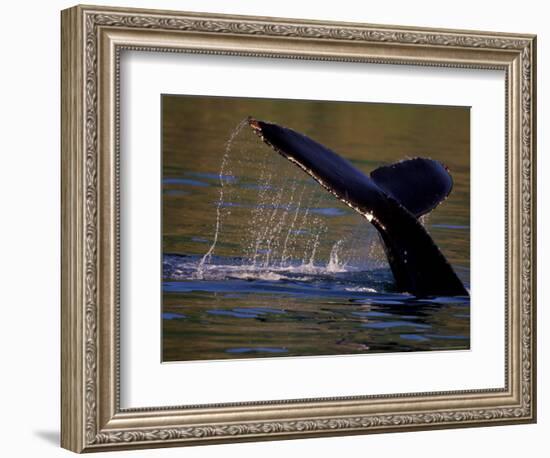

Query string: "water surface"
[[162, 95, 470, 362]]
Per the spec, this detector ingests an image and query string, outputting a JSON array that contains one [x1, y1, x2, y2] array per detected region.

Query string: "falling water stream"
[[195, 119, 248, 278], [191, 119, 386, 283]]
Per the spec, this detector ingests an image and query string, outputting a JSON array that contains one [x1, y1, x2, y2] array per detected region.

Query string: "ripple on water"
[[186, 172, 237, 183], [162, 312, 187, 320], [207, 307, 286, 319], [362, 321, 432, 330], [225, 347, 288, 354], [399, 334, 430, 342], [310, 207, 348, 217], [163, 178, 209, 187], [426, 334, 468, 340]]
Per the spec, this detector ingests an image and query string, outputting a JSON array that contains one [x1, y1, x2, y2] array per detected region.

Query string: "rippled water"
[[162, 95, 470, 362]]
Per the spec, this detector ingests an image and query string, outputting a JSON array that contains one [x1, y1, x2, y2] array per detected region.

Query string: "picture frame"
[[61, 4, 537, 453]]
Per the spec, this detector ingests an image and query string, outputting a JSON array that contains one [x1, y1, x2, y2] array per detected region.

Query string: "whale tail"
[[248, 117, 468, 297]]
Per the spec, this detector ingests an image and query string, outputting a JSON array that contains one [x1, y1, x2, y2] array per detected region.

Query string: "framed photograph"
[[61, 4, 536, 453]]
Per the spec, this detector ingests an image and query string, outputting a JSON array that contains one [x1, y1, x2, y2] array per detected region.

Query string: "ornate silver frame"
[[61, 4, 537, 453]]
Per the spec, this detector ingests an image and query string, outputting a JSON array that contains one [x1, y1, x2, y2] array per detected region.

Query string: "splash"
[[195, 119, 248, 278], [327, 240, 347, 272], [195, 118, 386, 278]]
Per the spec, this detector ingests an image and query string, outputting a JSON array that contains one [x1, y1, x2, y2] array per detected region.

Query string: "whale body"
[[248, 117, 468, 297]]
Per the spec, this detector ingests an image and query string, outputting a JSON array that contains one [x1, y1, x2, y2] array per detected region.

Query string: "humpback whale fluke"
[[248, 117, 468, 298]]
